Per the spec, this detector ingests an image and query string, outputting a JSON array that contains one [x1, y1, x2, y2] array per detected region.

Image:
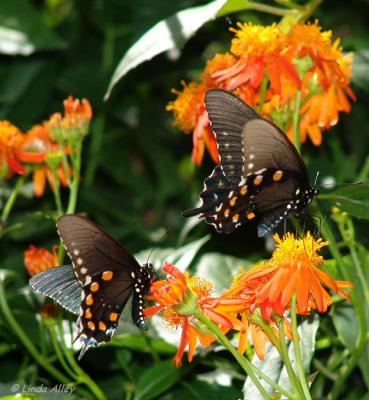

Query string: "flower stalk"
[[290, 295, 312, 400], [276, 316, 305, 399], [1, 175, 25, 226]]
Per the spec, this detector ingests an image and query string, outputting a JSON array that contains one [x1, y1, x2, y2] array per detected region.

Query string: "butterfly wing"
[[184, 89, 314, 236], [30, 265, 82, 315], [205, 89, 258, 182], [56, 215, 143, 357]]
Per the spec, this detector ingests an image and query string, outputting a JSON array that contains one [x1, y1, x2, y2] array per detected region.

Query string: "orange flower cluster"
[[1, 96, 92, 196], [145, 233, 353, 366], [24, 245, 59, 276], [49, 96, 92, 143], [168, 21, 355, 164]]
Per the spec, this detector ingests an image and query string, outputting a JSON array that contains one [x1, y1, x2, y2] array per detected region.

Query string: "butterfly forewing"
[[57, 215, 140, 283], [205, 89, 258, 182]]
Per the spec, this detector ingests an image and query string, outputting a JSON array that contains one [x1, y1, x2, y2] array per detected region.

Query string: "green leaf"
[[352, 50, 369, 92], [217, 0, 251, 16], [105, 0, 227, 98], [134, 359, 184, 400], [332, 302, 369, 389], [135, 235, 210, 272], [0, 0, 64, 55], [323, 184, 369, 219], [195, 252, 251, 293]]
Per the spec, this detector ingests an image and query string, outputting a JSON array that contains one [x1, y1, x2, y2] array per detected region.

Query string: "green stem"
[[300, 0, 322, 22], [292, 89, 302, 154], [1, 175, 26, 225], [0, 279, 69, 384], [290, 295, 312, 400], [276, 317, 305, 399], [248, 2, 298, 16], [51, 167, 64, 217], [194, 310, 271, 400], [56, 321, 107, 400], [49, 323, 77, 379], [67, 141, 82, 214], [56, 140, 83, 264], [217, 1, 298, 17], [258, 75, 269, 113], [273, 0, 304, 9]]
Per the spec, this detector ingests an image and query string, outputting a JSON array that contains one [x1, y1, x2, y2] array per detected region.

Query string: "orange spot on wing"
[[102, 270, 114, 281], [98, 321, 107, 331], [247, 212, 255, 220], [273, 170, 283, 182], [90, 282, 99, 292], [87, 321, 95, 331], [86, 294, 94, 306], [253, 175, 263, 186], [85, 308, 92, 319], [109, 312, 118, 322]]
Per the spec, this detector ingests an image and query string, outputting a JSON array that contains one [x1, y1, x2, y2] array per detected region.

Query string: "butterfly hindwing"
[[30, 265, 82, 315]]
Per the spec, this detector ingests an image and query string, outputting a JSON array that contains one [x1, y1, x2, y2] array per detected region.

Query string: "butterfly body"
[[30, 215, 154, 359], [183, 89, 319, 237]]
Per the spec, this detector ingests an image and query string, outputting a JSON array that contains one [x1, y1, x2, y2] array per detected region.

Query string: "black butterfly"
[[29, 215, 154, 359], [183, 89, 319, 237]]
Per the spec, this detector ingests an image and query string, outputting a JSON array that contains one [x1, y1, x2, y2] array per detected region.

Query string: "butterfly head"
[[142, 262, 154, 285]]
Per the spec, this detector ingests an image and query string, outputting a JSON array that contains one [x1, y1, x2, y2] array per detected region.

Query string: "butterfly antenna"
[[318, 181, 363, 189], [146, 228, 171, 265], [314, 171, 320, 187]]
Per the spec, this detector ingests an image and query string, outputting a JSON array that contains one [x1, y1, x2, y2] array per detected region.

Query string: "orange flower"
[[0, 121, 41, 177], [167, 82, 219, 166], [145, 263, 240, 366], [21, 124, 69, 197], [213, 23, 300, 95], [49, 96, 93, 143], [24, 245, 59, 276], [228, 232, 353, 319]]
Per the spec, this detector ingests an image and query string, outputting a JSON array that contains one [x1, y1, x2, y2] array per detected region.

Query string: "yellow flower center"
[[230, 23, 285, 57], [272, 232, 328, 269]]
